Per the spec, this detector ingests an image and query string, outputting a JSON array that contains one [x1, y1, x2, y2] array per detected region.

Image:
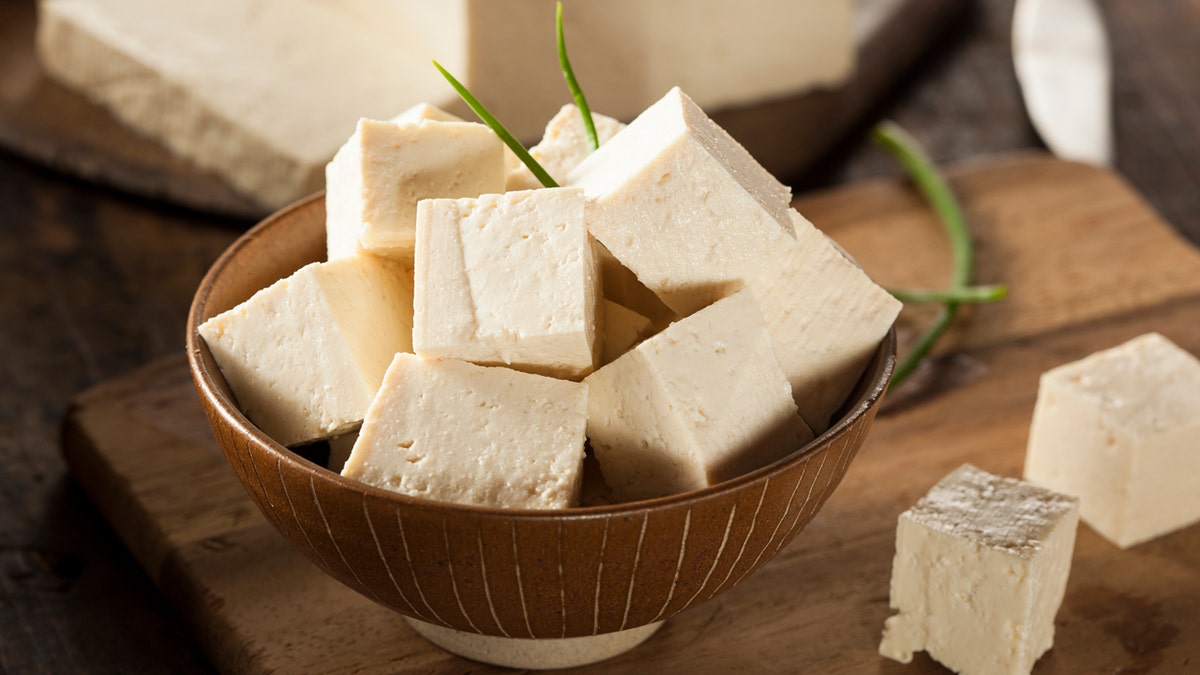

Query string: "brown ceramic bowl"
[[186, 193, 895, 663]]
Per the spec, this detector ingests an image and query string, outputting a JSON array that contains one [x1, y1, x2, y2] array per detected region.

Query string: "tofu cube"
[[585, 290, 813, 502], [568, 87, 796, 316], [507, 104, 627, 191], [599, 299, 654, 366], [1025, 332, 1200, 548], [413, 187, 599, 379], [325, 118, 506, 261], [595, 241, 677, 329], [342, 354, 588, 509], [745, 210, 902, 432], [880, 465, 1079, 675], [390, 102, 463, 125], [198, 255, 415, 446]]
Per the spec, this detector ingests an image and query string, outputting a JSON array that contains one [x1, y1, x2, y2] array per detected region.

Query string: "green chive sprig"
[[556, 2, 599, 152], [433, 60, 559, 188], [889, 284, 1008, 305], [872, 121, 1006, 391]]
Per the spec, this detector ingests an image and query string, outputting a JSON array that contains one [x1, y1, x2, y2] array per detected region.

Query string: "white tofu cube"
[[325, 118, 506, 261], [413, 187, 599, 379], [585, 291, 813, 502], [1024, 332, 1200, 548], [389, 102, 463, 125], [568, 87, 796, 316], [506, 104, 627, 191], [745, 210, 902, 432], [198, 255, 414, 446], [880, 465, 1079, 675], [342, 354, 588, 510], [599, 299, 653, 366]]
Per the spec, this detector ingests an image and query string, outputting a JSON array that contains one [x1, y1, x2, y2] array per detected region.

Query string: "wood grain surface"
[[5, 0, 1200, 672], [61, 156, 1200, 673], [0, 0, 960, 220]]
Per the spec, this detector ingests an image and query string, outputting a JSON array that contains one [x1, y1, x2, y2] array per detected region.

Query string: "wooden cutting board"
[[0, 0, 961, 220], [62, 155, 1200, 673]]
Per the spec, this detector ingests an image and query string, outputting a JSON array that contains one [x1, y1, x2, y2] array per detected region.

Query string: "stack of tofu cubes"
[[199, 87, 900, 509]]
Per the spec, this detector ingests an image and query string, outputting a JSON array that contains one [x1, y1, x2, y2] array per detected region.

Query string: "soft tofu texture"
[[343, 354, 587, 509], [569, 87, 796, 316], [37, 0, 455, 210], [38, 1, 853, 209], [599, 300, 654, 366], [507, 105, 627, 191], [746, 210, 901, 432], [585, 291, 813, 502], [414, 187, 598, 379], [325, 118, 506, 261], [880, 465, 1079, 675], [198, 255, 415, 446], [1024, 332, 1200, 548]]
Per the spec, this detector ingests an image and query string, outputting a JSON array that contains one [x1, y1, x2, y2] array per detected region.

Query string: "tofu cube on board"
[[1025, 332, 1200, 548], [343, 354, 588, 510], [880, 464, 1079, 675], [507, 104, 627, 191], [198, 255, 415, 446], [413, 187, 599, 380], [569, 87, 796, 316], [585, 290, 813, 502], [745, 210, 902, 433], [325, 118, 506, 261]]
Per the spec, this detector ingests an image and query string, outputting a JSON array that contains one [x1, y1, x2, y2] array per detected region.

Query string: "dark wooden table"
[[2, 1, 1197, 672]]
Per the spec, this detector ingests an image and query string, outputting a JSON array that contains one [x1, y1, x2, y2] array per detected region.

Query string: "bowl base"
[[405, 618, 665, 669]]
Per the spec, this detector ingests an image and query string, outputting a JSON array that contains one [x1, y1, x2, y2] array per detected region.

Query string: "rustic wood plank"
[[61, 156, 1200, 673]]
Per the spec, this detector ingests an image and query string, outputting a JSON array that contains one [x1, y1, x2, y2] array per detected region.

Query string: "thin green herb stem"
[[888, 284, 1007, 305], [556, 2, 599, 152], [871, 121, 976, 391], [433, 60, 559, 188]]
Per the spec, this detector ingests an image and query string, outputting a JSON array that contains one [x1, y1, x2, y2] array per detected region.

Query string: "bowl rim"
[[186, 192, 896, 521]]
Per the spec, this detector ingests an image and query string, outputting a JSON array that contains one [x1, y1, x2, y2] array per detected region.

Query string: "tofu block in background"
[[39, 1, 853, 210], [1024, 332, 1200, 548], [599, 300, 653, 366], [570, 87, 796, 316], [343, 354, 588, 510], [595, 242, 677, 330], [746, 210, 901, 433], [390, 102, 463, 125], [507, 105, 627, 191], [414, 187, 598, 379], [36, 0, 456, 211], [325, 118, 506, 261], [585, 291, 813, 503], [198, 256, 415, 446], [880, 465, 1079, 675]]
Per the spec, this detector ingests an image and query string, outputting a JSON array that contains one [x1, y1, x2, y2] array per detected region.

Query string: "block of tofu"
[[599, 300, 654, 366], [198, 255, 415, 446], [39, 1, 852, 210], [569, 87, 796, 316], [390, 103, 463, 125], [745, 210, 901, 433], [1024, 332, 1200, 548], [343, 354, 588, 510], [507, 105, 627, 191], [880, 465, 1079, 675], [414, 187, 598, 379], [585, 291, 813, 502], [37, 0, 456, 211], [325, 118, 506, 262]]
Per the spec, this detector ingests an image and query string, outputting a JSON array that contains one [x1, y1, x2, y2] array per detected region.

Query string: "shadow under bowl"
[[186, 193, 895, 665]]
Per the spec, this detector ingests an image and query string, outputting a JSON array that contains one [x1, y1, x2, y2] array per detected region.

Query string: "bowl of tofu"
[[186, 90, 897, 668]]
